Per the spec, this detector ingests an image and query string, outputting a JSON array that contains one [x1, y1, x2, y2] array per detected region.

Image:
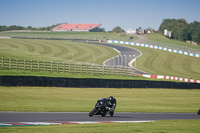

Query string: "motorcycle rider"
[[97, 96, 116, 111], [98, 96, 116, 113], [107, 96, 117, 112]]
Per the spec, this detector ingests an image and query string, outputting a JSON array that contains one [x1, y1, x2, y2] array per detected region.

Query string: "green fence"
[[0, 58, 136, 77]]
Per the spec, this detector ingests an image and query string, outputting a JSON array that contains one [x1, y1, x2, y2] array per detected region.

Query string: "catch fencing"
[[0, 58, 135, 77]]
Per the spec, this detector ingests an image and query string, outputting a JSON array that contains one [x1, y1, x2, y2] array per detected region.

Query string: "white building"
[[126, 29, 137, 34], [164, 29, 172, 37]]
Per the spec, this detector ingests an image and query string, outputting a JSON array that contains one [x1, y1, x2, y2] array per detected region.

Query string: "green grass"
[[0, 69, 152, 80], [0, 120, 200, 133], [144, 33, 200, 53], [0, 31, 138, 41], [0, 34, 200, 80], [114, 43, 200, 80], [0, 38, 118, 64], [0, 87, 199, 112]]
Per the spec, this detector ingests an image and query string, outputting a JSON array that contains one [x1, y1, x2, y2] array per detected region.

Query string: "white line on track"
[[0, 121, 154, 127]]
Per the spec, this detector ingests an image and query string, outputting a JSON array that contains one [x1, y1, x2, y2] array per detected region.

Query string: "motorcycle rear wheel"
[[89, 108, 97, 117]]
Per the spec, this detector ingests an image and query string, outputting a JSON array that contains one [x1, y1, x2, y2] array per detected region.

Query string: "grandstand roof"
[[52, 23, 101, 31]]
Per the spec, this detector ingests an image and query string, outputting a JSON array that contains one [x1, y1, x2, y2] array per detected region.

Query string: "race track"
[[0, 112, 199, 123], [1, 40, 199, 127], [87, 42, 146, 74]]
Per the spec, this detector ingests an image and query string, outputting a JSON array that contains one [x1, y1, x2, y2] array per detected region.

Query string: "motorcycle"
[[198, 108, 200, 115], [89, 98, 114, 117]]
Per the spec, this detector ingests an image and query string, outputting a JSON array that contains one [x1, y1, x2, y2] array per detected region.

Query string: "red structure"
[[52, 23, 101, 32]]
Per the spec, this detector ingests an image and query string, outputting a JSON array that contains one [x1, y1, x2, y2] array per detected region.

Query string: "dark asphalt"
[[0, 112, 199, 123], [87, 42, 146, 74]]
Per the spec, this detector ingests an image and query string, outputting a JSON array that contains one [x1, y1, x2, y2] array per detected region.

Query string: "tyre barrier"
[[0, 76, 199, 89]]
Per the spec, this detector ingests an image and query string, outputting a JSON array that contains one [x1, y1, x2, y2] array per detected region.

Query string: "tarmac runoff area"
[[0, 112, 199, 127]]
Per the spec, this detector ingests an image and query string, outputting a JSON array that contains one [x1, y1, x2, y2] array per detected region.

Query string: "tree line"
[[0, 24, 60, 32], [159, 19, 200, 44]]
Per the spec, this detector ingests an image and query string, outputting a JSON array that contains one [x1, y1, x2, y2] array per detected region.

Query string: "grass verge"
[[0, 87, 199, 112], [0, 120, 200, 133], [0, 69, 178, 81], [0, 31, 138, 41]]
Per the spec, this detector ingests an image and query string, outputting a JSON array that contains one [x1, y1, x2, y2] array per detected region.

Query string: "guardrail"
[[0, 58, 136, 77]]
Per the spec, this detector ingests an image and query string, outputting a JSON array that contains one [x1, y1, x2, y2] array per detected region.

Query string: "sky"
[[0, 0, 200, 31]]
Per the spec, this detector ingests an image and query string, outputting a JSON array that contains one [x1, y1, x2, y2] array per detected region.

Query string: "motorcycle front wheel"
[[110, 111, 114, 117], [89, 107, 97, 117]]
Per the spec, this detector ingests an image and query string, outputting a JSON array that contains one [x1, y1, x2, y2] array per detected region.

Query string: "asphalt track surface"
[[87, 42, 146, 74], [0, 112, 199, 123]]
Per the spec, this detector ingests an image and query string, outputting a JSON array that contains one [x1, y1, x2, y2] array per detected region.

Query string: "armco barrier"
[[0, 76, 199, 89], [106, 40, 200, 58]]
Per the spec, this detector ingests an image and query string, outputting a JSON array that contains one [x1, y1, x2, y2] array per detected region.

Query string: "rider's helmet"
[[109, 96, 114, 101]]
